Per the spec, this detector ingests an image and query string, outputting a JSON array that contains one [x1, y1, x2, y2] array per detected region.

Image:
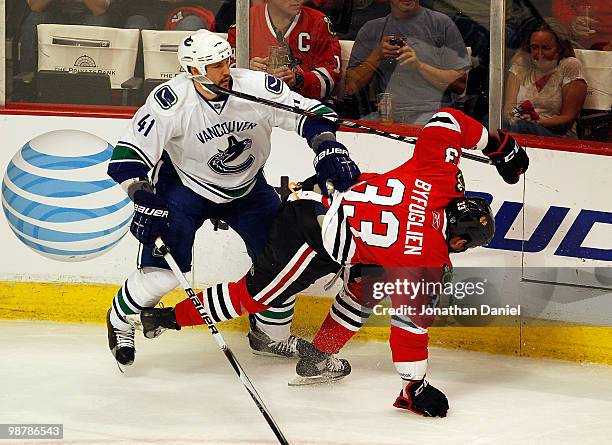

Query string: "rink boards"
[[0, 113, 611, 364]]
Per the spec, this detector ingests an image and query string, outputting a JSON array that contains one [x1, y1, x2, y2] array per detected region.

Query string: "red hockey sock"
[[390, 327, 429, 362], [175, 277, 268, 327], [175, 292, 207, 327], [312, 312, 357, 354]]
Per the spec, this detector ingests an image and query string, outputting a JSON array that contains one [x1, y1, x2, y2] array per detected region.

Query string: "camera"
[[389, 37, 405, 47]]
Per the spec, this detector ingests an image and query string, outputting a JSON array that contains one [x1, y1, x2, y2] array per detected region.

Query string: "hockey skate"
[[248, 315, 308, 358], [107, 309, 135, 367], [126, 307, 181, 339], [289, 341, 351, 386]]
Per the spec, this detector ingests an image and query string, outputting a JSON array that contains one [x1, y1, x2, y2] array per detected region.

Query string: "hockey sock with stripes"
[[110, 268, 178, 331], [175, 277, 268, 326], [312, 289, 372, 353]]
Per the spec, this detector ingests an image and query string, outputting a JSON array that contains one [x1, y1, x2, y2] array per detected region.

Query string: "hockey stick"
[[203, 82, 491, 165], [153, 237, 290, 445]]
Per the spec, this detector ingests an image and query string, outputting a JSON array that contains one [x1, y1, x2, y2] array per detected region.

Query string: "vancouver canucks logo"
[[208, 135, 255, 175]]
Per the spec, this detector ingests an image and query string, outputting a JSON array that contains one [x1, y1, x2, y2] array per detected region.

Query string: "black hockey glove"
[[130, 189, 169, 245], [482, 130, 529, 185], [393, 379, 449, 418], [313, 141, 361, 196]]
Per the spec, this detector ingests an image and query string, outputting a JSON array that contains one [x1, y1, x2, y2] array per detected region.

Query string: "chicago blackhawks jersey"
[[227, 4, 342, 100], [108, 68, 335, 203], [321, 108, 489, 269]]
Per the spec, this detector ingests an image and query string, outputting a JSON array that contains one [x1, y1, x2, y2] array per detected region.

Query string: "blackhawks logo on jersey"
[[455, 170, 465, 193], [208, 135, 255, 175], [323, 16, 336, 36]]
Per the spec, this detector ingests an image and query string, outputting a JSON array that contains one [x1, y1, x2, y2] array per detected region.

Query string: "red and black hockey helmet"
[[445, 197, 495, 252]]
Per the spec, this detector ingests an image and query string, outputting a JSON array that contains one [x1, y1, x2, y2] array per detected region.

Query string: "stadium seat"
[[335, 39, 372, 118], [336, 39, 354, 100], [575, 49, 612, 142], [141, 29, 193, 98], [35, 24, 140, 105]]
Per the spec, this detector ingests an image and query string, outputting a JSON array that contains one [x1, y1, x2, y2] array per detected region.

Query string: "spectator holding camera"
[[227, 0, 341, 101], [345, 0, 470, 125], [20, 0, 113, 72], [503, 19, 588, 138], [552, 0, 611, 51]]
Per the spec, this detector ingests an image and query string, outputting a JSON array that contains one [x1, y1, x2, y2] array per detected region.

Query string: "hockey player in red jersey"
[[227, 0, 342, 100], [130, 108, 528, 416]]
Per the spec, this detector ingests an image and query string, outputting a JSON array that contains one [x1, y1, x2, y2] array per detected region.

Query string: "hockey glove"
[[130, 189, 169, 245], [393, 379, 449, 418], [313, 141, 361, 196], [482, 130, 529, 185]]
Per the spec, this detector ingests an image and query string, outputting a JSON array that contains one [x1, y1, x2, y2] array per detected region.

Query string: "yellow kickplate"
[[1, 282, 610, 365]]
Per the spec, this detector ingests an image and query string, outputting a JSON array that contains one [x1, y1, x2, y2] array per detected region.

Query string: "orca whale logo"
[[208, 135, 255, 175]]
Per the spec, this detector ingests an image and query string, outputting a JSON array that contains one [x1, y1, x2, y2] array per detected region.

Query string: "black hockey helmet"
[[445, 197, 495, 252]]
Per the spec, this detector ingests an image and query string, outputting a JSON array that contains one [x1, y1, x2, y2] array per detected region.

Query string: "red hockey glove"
[[393, 379, 449, 418], [483, 129, 529, 184], [512, 100, 539, 121]]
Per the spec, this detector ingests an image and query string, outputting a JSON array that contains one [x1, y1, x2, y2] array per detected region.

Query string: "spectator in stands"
[[215, 0, 264, 33], [335, 0, 391, 41], [20, 0, 113, 72], [431, 0, 490, 123], [345, 0, 470, 125], [552, 0, 611, 50], [121, 0, 214, 31], [503, 19, 588, 138], [227, 0, 342, 101]]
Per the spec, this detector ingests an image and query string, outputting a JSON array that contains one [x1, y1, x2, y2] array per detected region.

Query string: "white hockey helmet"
[[178, 30, 232, 90]]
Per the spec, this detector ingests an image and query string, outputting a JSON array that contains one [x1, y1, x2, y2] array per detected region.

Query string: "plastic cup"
[[267, 46, 290, 73], [378, 93, 393, 125]]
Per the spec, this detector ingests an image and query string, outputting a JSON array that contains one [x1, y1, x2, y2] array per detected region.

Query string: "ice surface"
[[1, 321, 611, 445]]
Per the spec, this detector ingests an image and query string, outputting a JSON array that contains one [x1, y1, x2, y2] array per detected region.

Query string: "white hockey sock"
[[253, 297, 295, 341], [110, 267, 178, 330], [396, 359, 428, 384]]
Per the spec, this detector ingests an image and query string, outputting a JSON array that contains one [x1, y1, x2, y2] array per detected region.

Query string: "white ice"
[[1, 320, 611, 445]]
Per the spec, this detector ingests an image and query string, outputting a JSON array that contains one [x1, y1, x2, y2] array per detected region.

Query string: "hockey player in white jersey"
[[105, 30, 360, 367]]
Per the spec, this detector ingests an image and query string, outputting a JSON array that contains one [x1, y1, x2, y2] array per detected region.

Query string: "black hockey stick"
[[154, 237, 290, 445], [203, 82, 491, 165]]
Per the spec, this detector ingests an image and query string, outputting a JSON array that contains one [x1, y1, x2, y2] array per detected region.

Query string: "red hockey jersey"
[[321, 109, 489, 270], [227, 4, 342, 100]]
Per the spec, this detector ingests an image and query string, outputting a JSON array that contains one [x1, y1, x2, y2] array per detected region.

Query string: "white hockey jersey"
[[108, 68, 335, 203]]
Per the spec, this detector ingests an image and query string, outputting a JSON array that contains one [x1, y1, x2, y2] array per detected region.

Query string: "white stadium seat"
[[37, 24, 139, 90], [142, 30, 193, 82], [336, 39, 354, 99], [574, 49, 612, 111]]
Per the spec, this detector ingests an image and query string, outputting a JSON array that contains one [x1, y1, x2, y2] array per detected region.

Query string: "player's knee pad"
[[126, 267, 179, 308]]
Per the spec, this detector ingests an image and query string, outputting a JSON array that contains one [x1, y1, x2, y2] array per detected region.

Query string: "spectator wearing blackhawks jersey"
[[227, 0, 342, 101], [134, 108, 529, 416], [104, 30, 360, 369]]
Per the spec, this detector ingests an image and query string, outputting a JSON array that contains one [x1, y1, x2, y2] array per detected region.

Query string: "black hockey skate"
[[289, 341, 351, 386], [127, 307, 181, 339], [107, 309, 135, 367], [248, 314, 308, 358]]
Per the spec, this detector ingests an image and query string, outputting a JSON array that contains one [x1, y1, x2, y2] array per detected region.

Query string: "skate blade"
[[288, 373, 347, 386], [125, 314, 143, 331], [115, 360, 133, 374]]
